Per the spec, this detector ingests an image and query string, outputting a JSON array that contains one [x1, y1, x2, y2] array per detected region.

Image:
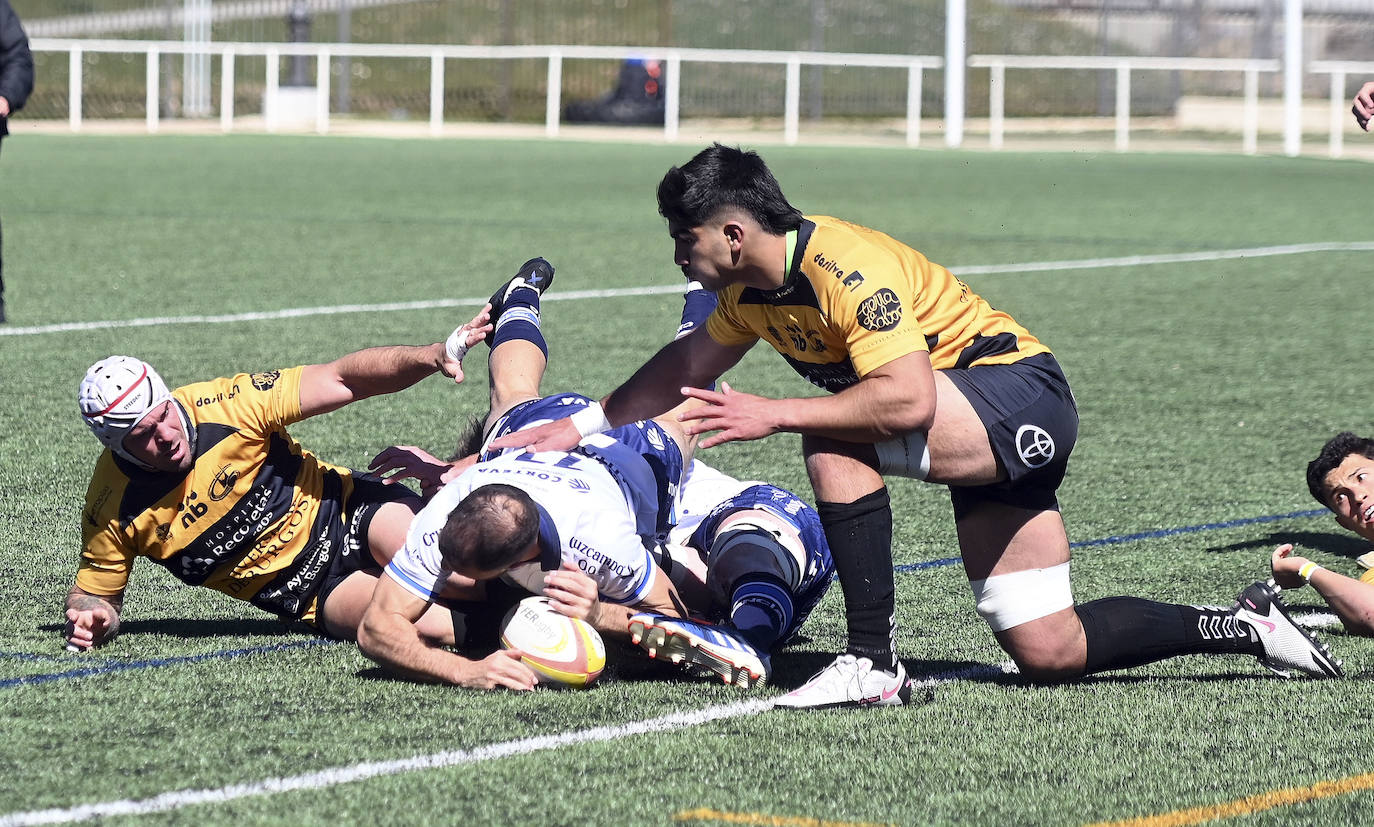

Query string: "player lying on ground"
[[1267, 432, 1374, 636], [62, 266, 527, 663], [493, 143, 1343, 709], [362, 268, 836, 689], [634, 457, 836, 688]]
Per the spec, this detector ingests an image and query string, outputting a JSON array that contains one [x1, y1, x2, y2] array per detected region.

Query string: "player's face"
[[122, 401, 192, 473], [669, 220, 734, 291], [1323, 454, 1374, 541]]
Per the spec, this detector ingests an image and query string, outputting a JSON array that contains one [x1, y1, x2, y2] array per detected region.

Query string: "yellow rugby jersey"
[[705, 215, 1050, 393], [78, 366, 361, 622]]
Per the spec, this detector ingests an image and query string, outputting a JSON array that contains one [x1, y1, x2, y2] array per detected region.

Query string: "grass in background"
[[1, 135, 1372, 825]]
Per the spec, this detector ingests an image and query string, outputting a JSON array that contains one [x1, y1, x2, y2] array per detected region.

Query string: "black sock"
[[1076, 596, 1260, 675], [816, 489, 897, 672]]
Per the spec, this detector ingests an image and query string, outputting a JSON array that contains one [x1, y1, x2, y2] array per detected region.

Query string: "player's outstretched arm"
[[63, 586, 123, 650], [680, 351, 934, 449], [358, 573, 536, 690], [490, 330, 750, 453], [1272, 544, 1374, 637], [296, 306, 493, 420], [1353, 82, 1374, 131]]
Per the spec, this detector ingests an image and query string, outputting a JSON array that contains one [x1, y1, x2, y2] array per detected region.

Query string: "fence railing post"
[[665, 54, 681, 142], [545, 50, 562, 138], [221, 49, 235, 132], [906, 62, 923, 147], [316, 48, 331, 134], [784, 57, 801, 145], [1115, 61, 1130, 151], [1243, 66, 1258, 155], [265, 48, 279, 132], [989, 61, 1004, 149], [429, 50, 444, 136], [1329, 69, 1345, 159], [145, 47, 159, 133], [68, 46, 82, 131]]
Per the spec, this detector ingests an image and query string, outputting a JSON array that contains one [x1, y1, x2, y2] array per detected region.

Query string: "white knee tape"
[[968, 562, 1073, 632], [874, 431, 931, 480]]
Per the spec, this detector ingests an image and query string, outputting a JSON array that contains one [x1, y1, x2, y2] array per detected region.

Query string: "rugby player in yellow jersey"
[[1267, 432, 1374, 636], [494, 144, 1341, 707], [64, 260, 556, 692]]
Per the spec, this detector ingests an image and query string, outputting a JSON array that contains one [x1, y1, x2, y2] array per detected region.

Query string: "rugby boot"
[[484, 257, 555, 346], [773, 653, 913, 709], [629, 613, 770, 689], [1233, 580, 1344, 678]]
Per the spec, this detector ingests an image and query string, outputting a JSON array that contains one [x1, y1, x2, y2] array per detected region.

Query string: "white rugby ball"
[[500, 596, 605, 688]]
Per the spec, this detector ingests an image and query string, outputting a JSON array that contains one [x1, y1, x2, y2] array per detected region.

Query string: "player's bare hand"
[[543, 563, 599, 622], [489, 417, 581, 453], [678, 381, 779, 449], [64, 605, 115, 651], [1353, 82, 1374, 131], [369, 445, 454, 498], [458, 649, 538, 691], [440, 304, 494, 383], [1270, 543, 1311, 590]]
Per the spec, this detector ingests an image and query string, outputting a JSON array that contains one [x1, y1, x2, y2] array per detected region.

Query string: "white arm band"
[[569, 401, 613, 438]]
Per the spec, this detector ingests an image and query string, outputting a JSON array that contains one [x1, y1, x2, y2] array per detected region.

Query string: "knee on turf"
[[970, 562, 1084, 681]]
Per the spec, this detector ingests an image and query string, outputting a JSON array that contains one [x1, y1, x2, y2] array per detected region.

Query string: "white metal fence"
[[24, 37, 1373, 157], [30, 39, 944, 146], [968, 54, 1281, 154]]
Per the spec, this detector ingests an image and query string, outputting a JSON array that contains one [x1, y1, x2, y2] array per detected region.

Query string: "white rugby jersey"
[[384, 449, 658, 606], [667, 460, 759, 547]]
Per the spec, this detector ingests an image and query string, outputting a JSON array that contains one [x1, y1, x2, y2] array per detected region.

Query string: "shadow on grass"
[[1207, 529, 1370, 560]]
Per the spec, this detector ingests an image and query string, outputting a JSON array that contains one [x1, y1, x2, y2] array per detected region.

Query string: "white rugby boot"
[[1233, 580, 1343, 678], [772, 653, 913, 709]]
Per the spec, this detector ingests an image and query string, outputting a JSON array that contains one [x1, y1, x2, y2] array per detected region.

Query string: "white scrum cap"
[[78, 356, 171, 468]]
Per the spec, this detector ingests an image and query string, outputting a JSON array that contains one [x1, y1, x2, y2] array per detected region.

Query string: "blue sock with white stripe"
[[728, 576, 794, 653], [491, 286, 547, 357], [675, 281, 717, 342]]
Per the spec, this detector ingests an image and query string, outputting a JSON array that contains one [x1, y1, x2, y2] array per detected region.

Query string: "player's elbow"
[[877, 397, 934, 440], [356, 609, 389, 662]]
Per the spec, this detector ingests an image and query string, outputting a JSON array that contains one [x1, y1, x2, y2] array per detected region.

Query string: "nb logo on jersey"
[[1015, 425, 1055, 469], [570, 479, 591, 492], [180, 491, 209, 529]]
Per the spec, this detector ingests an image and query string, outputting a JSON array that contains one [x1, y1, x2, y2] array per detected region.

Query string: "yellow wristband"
[[1298, 561, 1322, 582]]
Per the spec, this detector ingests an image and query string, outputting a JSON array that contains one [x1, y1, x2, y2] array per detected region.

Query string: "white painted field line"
[[952, 240, 1374, 276], [6, 242, 1373, 339], [0, 662, 1013, 826], [0, 286, 683, 337]]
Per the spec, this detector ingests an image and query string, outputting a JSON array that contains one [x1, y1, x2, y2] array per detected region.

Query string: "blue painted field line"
[[894, 507, 1328, 574], [0, 639, 334, 689], [0, 508, 1330, 687]]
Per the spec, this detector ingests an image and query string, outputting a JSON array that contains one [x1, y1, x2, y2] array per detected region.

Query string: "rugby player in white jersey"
[[360, 269, 837, 690]]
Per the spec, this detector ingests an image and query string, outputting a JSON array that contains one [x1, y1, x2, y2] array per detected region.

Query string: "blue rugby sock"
[[728, 575, 794, 653], [675, 282, 717, 342], [676, 283, 717, 391], [491, 285, 547, 357]]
